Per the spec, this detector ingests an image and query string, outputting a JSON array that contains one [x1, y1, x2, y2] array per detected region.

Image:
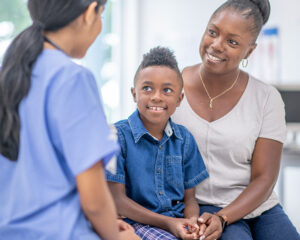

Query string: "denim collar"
[[128, 109, 183, 143]]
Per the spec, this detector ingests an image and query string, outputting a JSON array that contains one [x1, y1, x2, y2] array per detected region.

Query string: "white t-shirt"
[[172, 75, 286, 218]]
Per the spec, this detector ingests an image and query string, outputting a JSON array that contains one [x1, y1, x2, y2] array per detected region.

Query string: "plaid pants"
[[132, 223, 179, 240]]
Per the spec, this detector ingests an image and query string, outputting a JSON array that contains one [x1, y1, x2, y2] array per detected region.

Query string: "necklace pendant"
[[209, 99, 213, 109]]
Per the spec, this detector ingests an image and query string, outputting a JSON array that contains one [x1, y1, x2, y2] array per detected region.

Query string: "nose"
[[211, 37, 225, 52], [151, 90, 162, 102]]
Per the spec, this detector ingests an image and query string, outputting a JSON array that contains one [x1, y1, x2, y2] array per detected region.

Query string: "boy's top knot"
[[141, 46, 178, 70], [134, 46, 183, 87]]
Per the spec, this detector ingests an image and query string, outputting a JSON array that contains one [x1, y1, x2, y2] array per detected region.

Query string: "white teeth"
[[148, 106, 165, 111], [207, 53, 222, 62]]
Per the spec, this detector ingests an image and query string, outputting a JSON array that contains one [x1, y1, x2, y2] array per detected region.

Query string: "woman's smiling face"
[[199, 8, 257, 74]]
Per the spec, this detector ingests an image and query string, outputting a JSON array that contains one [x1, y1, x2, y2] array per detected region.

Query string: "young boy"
[[106, 47, 209, 239]]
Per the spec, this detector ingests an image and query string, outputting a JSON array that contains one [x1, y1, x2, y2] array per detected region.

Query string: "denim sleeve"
[[105, 125, 126, 184], [183, 129, 209, 189]]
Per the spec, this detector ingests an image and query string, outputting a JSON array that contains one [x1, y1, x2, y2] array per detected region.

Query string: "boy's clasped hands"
[[168, 214, 222, 240]]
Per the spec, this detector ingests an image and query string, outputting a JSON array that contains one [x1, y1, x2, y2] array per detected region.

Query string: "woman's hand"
[[198, 213, 222, 240]]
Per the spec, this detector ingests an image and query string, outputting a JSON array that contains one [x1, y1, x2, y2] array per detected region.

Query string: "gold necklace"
[[199, 67, 240, 109]]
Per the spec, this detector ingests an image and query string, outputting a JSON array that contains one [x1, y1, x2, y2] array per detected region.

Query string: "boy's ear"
[[176, 92, 184, 107], [131, 87, 137, 102], [82, 1, 101, 26]]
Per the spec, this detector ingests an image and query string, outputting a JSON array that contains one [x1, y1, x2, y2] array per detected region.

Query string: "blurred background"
[[0, 0, 299, 231]]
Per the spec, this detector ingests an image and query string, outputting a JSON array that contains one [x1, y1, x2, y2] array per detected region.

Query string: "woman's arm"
[[217, 138, 283, 224], [199, 138, 282, 240], [108, 181, 197, 239], [76, 161, 120, 240]]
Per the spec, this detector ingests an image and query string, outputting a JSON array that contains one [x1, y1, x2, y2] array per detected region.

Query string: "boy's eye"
[[142, 86, 152, 91], [163, 88, 173, 93], [229, 39, 238, 46]]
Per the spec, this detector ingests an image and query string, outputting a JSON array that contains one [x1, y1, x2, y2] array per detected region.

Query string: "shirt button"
[[157, 168, 161, 174], [159, 145, 162, 150], [159, 191, 163, 195]]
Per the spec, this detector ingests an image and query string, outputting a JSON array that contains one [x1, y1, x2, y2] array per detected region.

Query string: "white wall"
[[273, 0, 300, 83], [138, 0, 222, 70]]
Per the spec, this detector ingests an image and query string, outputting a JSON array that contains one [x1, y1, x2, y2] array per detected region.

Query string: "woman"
[[0, 0, 139, 239], [173, 0, 300, 239]]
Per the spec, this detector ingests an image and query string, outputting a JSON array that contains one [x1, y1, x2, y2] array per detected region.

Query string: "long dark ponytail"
[[0, 0, 106, 161]]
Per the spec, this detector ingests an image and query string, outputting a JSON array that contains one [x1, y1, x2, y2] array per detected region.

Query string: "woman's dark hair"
[[212, 0, 270, 42], [134, 46, 183, 88], [0, 0, 106, 161]]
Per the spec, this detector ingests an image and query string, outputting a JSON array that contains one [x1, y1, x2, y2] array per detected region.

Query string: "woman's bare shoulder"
[[182, 63, 200, 76], [182, 63, 201, 87]]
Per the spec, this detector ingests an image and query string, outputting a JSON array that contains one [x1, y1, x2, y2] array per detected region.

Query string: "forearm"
[[77, 162, 119, 240], [218, 139, 283, 224], [83, 185, 119, 240], [115, 194, 173, 231], [184, 198, 199, 220], [183, 187, 199, 220], [218, 175, 276, 224]]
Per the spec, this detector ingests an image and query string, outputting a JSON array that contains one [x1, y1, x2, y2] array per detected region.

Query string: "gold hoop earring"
[[242, 58, 248, 68]]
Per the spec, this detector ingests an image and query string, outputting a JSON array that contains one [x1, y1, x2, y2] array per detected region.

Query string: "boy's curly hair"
[[134, 46, 183, 87]]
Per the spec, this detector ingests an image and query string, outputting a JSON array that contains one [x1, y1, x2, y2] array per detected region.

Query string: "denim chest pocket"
[[166, 156, 183, 187]]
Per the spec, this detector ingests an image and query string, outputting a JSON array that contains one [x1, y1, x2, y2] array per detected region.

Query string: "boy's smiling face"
[[131, 66, 183, 135]]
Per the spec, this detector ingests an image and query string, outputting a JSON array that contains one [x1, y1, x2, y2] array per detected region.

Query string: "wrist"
[[188, 216, 198, 223], [213, 212, 228, 231], [163, 217, 176, 232], [165, 218, 179, 237]]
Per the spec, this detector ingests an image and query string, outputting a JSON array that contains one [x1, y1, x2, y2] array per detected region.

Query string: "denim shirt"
[[106, 110, 209, 220]]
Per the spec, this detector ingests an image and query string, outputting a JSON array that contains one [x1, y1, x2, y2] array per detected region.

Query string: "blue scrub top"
[[0, 50, 119, 239]]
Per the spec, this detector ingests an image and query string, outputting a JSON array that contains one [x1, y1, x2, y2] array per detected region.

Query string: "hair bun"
[[249, 0, 270, 24]]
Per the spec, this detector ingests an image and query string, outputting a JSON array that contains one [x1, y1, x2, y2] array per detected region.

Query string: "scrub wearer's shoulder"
[[37, 50, 94, 92]]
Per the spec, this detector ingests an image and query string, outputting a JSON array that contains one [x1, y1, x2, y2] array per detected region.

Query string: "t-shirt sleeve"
[[105, 125, 126, 184], [259, 86, 286, 143], [183, 128, 209, 189], [47, 66, 119, 176]]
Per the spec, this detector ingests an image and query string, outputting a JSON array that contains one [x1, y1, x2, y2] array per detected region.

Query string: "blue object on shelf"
[[263, 27, 278, 36]]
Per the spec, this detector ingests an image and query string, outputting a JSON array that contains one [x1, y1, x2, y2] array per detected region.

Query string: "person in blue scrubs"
[[0, 0, 139, 239]]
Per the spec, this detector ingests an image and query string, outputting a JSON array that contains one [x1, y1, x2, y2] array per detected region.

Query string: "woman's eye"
[[142, 86, 152, 91], [163, 88, 172, 93], [229, 39, 238, 46], [208, 29, 216, 36]]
